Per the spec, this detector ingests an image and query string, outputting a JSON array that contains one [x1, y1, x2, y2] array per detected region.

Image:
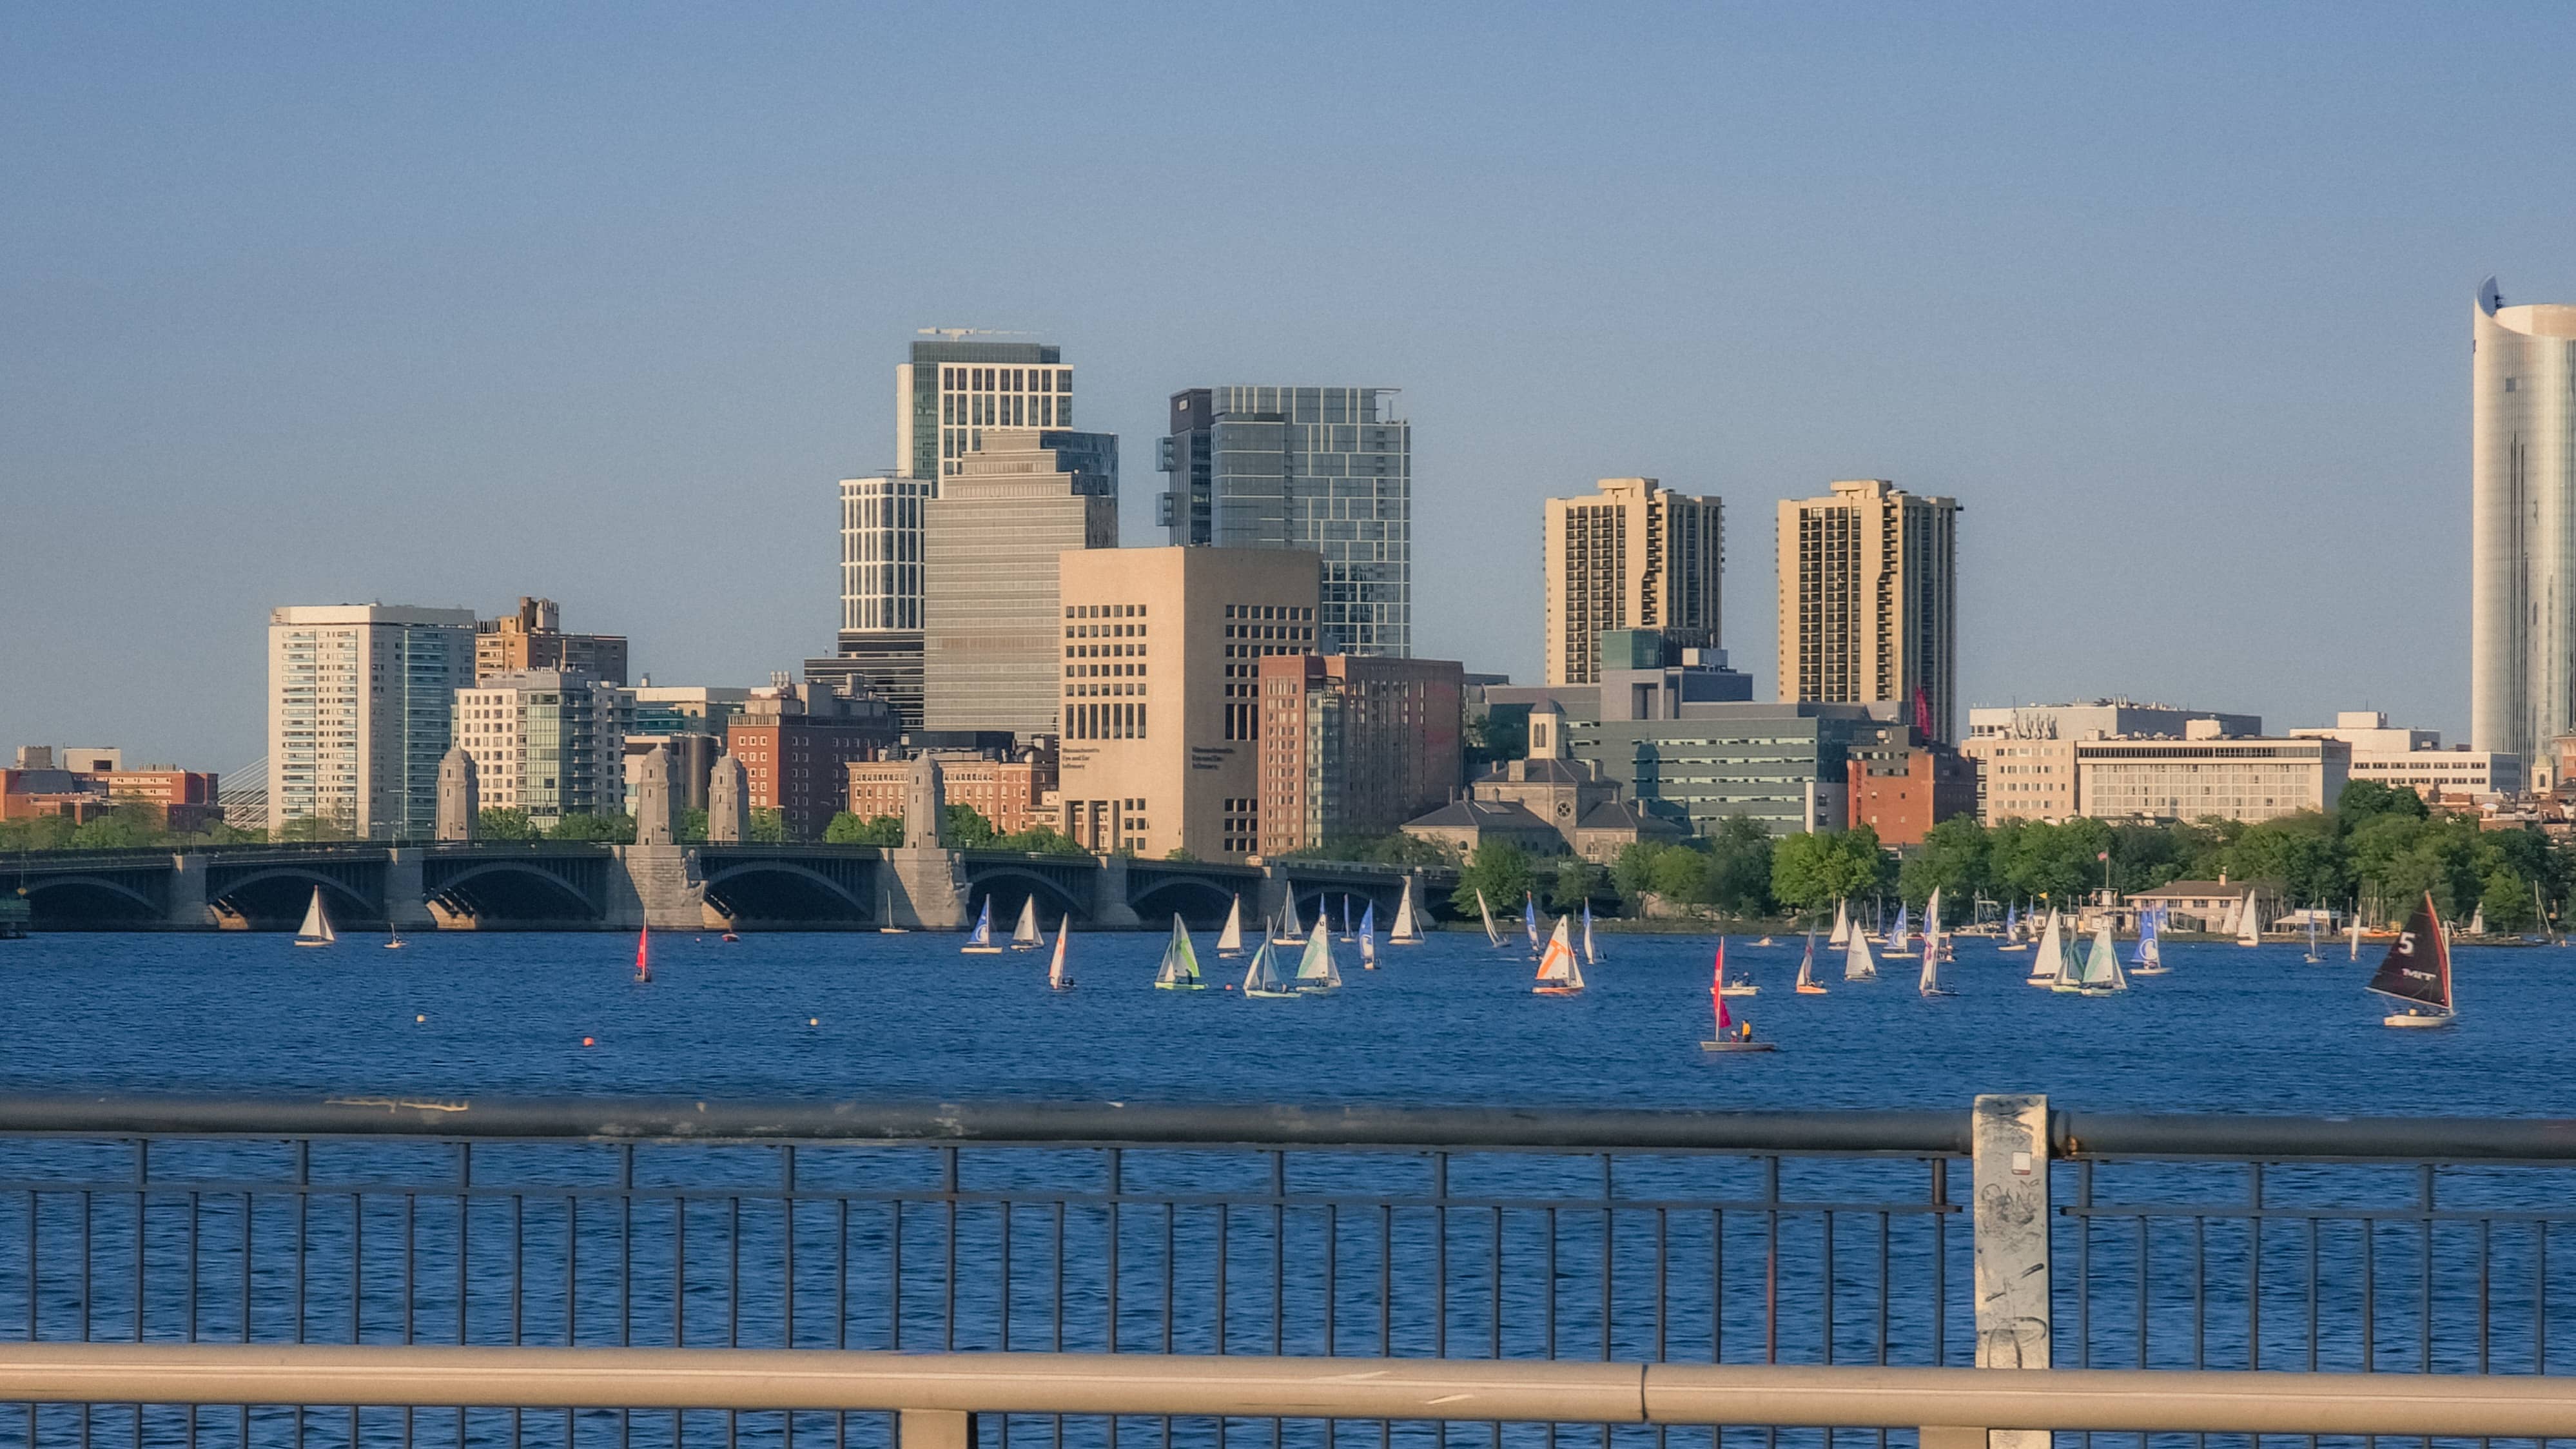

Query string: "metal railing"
[[0, 1096, 2573, 1445]]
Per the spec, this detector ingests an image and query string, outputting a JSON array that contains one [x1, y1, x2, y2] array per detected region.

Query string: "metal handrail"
[[10, 1093, 2576, 1162], [2, 1346, 2575, 1438]]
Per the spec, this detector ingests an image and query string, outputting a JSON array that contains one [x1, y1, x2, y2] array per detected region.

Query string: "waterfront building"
[[850, 749, 1053, 835], [819, 471, 936, 729], [922, 429, 1118, 739], [267, 605, 476, 839], [2, 750, 222, 830], [726, 684, 900, 841], [1254, 654, 1465, 857], [1157, 387, 1410, 656], [1964, 701, 2261, 824], [1543, 479, 1724, 686], [2289, 710, 2523, 801], [1845, 732, 1980, 846], [1400, 700, 1681, 862], [1055, 547, 1320, 859], [453, 672, 634, 827], [895, 339, 1072, 483], [474, 598, 627, 686], [2124, 877, 2285, 935], [1777, 479, 1961, 741], [2471, 278, 2576, 765], [2074, 724, 2349, 824]]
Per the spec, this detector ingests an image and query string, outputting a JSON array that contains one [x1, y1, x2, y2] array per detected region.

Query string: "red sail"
[[2365, 893, 2450, 1011], [634, 924, 651, 984]]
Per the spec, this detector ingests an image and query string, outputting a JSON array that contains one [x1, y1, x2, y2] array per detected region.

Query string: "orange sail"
[[634, 924, 651, 984], [1533, 916, 1583, 993]]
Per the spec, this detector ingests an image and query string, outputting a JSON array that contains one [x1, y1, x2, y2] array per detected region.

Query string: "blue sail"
[[968, 899, 991, 946]]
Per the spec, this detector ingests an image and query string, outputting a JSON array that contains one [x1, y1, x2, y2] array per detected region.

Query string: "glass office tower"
[[1156, 386, 1411, 657], [2471, 277, 2576, 765]]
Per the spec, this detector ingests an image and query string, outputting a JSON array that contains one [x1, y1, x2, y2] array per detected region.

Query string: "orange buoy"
[[581, 1036, 595, 1047]]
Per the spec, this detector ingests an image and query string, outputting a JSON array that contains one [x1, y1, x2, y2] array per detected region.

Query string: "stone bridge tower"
[[435, 746, 478, 842], [708, 751, 748, 843]]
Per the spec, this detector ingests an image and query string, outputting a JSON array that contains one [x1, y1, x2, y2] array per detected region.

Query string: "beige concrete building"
[[453, 672, 634, 826], [268, 605, 477, 839], [2076, 724, 2350, 824], [474, 597, 627, 686], [1777, 479, 1960, 741], [1543, 478, 1724, 686], [922, 429, 1118, 739], [1055, 547, 1321, 860], [2290, 711, 2524, 800], [1964, 701, 2261, 823]]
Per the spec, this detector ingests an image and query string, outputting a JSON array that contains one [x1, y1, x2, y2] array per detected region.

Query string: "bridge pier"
[[164, 854, 211, 929], [610, 846, 711, 930], [1256, 865, 1292, 929], [384, 851, 436, 931], [886, 850, 969, 931], [1092, 855, 1142, 930]]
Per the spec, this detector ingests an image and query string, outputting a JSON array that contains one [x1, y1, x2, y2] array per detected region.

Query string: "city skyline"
[[9, 7, 2576, 768]]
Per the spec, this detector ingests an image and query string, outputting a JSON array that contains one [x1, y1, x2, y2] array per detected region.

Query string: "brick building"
[[727, 685, 900, 840], [850, 751, 1054, 835], [1254, 654, 1464, 856]]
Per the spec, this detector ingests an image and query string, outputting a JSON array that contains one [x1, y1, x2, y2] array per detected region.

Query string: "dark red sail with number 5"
[[2365, 893, 2452, 1012]]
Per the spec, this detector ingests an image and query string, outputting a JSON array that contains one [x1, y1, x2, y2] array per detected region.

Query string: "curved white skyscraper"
[[2472, 277, 2576, 764]]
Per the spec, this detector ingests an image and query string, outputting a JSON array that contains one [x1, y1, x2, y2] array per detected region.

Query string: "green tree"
[[474, 808, 536, 841], [1465, 708, 1528, 773], [823, 812, 903, 846], [678, 806, 709, 844], [1451, 839, 1536, 917], [2481, 867, 2538, 931], [1165, 847, 1198, 862], [995, 824, 1090, 856], [748, 808, 787, 844], [1701, 815, 1777, 914], [275, 813, 354, 842], [942, 804, 998, 849], [2338, 778, 2429, 829], [1771, 828, 1882, 914], [1898, 815, 1989, 906], [1546, 856, 1604, 913], [546, 813, 636, 843], [68, 805, 163, 850]]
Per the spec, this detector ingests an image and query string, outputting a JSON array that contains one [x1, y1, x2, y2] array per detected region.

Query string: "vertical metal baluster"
[[785, 1149, 799, 1449], [1323, 1201, 1336, 1358], [2193, 1214, 2207, 1377], [943, 1148, 959, 1354], [1271, 1151, 1285, 1359], [237, 1186, 249, 1449], [400, 1189, 415, 1449], [1492, 1202, 1504, 1449], [1215, 1198, 1229, 1356], [676, 1191, 688, 1351], [131, 1142, 145, 1449], [2132, 1214, 2148, 1371], [2363, 1211, 2376, 1374], [2418, 1165, 2434, 1376], [2305, 1217, 2319, 1374], [1001, 1193, 1014, 1352], [1545, 1203, 1558, 1449], [2076, 1160, 2092, 1371], [1438, 1151, 1452, 1363], [1927, 1159, 1945, 1368], [836, 1194, 850, 1449], [1164, 1200, 1176, 1449], [1713, 1203, 1726, 1368], [512, 1191, 525, 1449], [621, 1143, 634, 1449], [1761, 1152, 1777, 1449], [1106, 1148, 1122, 1356], [1053, 1198, 1066, 1352], [25, 1188, 35, 1449], [457, 1143, 470, 1449], [291, 1142, 306, 1449], [1380, 1201, 1392, 1449], [2247, 1164, 2263, 1374], [1874, 1208, 1887, 1369], [889, 1196, 903, 1352], [1820, 1208, 1834, 1368], [2535, 1220, 2549, 1376], [566, 1187, 580, 1449], [729, 1193, 743, 1449], [2477, 1218, 2491, 1375]]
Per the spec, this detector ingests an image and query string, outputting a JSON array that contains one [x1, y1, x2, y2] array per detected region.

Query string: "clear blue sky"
[[6, 3, 2572, 771]]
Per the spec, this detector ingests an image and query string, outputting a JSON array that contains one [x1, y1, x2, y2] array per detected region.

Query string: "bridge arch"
[[19, 877, 159, 926], [702, 861, 871, 925], [207, 868, 378, 929], [962, 866, 1091, 926], [428, 861, 601, 925], [1127, 875, 1240, 929]]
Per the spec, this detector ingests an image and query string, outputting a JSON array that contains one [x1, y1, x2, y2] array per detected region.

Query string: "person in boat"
[[1737, 1018, 1753, 1042]]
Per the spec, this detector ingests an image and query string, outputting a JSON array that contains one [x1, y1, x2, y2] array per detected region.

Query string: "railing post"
[[899, 1409, 977, 1449], [1971, 1092, 2049, 1449]]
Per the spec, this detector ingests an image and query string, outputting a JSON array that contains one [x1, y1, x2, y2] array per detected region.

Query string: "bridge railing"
[[1, 1096, 2573, 1444]]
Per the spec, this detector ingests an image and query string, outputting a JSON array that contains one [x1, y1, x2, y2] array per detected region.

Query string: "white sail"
[[2236, 890, 2261, 947], [1478, 890, 1504, 947], [295, 887, 336, 946], [1048, 922, 1072, 989], [1917, 942, 1940, 995], [2348, 914, 2364, 960], [1216, 895, 1245, 955], [2098, 921, 2129, 991], [1294, 927, 1342, 991], [1389, 880, 1422, 944], [1582, 903, 1599, 968], [1534, 915, 1583, 990], [1842, 924, 1877, 981], [1828, 900, 1851, 948], [2469, 903, 2486, 937], [1011, 897, 1040, 949], [1795, 935, 1818, 989], [1242, 939, 1289, 995], [1280, 891, 1304, 942], [2028, 909, 2064, 983], [1153, 915, 1202, 988]]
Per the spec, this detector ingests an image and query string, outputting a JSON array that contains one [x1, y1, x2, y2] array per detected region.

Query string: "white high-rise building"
[[2471, 278, 2576, 764], [895, 340, 1073, 482], [453, 671, 634, 826], [266, 605, 476, 839]]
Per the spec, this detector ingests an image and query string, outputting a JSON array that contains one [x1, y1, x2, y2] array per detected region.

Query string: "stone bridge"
[[1, 844, 1450, 935]]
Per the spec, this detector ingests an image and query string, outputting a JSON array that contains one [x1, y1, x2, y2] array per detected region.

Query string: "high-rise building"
[[922, 428, 1118, 739], [267, 605, 476, 839], [453, 671, 634, 826], [819, 471, 936, 728], [1055, 547, 1322, 859], [1254, 654, 1465, 857], [474, 598, 628, 686], [1157, 387, 1411, 656], [1543, 478, 1724, 686], [1776, 479, 1961, 742], [895, 340, 1072, 483], [2471, 278, 2576, 764]]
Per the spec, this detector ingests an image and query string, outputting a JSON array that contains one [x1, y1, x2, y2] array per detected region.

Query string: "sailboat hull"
[[1153, 981, 1207, 991], [1998, 944, 2029, 952], [2384, 1012, 2453, 1028], [961, 947, 1003, 955], [1532, 986, 1583, 996], [1918, 988, 1958, 998], [1719, 985, 1759, 997], [292, 940, 332, 948], [1699, 1040, 1777, 1053], [1794, 984, 1828, 995], [1244, 988, 1299, 998]]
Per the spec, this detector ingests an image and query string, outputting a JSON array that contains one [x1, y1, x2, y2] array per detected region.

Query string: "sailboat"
[[961, 899, 1002, 954], [1701, 978, 1777, 1054], [2235, 890, 2261, 947], [1294, 924, 1343, 993], [1215, 895, 1245, 958], [1522, 893, 1543, 957], [1276, 892, 1306, 947], [1389, 880, 1423, 945], [1884, 904, 1916, 959], [1842, 919, 1878, 982], [1477, 890, 1505, 948], [293, 888, 337, 948], [2369, 892, 2455, 1028], [2058, 920, 2127, 994], [384, 922, 407, 950], [1010, 898, 1042, 951], [1717, 937, 1759, 997], [1358, 902, 1378, 969], [2303, 908, 2323, 964], [1918, 890, 1955, 997], [2132, 906, 2169, 976], [1581, 901, 1601, 969], [1793, 933, 1828, 994], [1240, 937, 1294, 998], [1827, 900, 1851, 949], [1152, 915, 1205, 990], [1338, 896, 1356, 943], [1532, 915, 1585, 995], [2025, 908, 2065, 987], [633, 923, 651, 984], [1998, 903, 2028, 952], [2348, 911, 2365, 961], [2468, 902, 2487, 938], [1046, 921, 1075, 990], [877, 886, 909, 933]]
